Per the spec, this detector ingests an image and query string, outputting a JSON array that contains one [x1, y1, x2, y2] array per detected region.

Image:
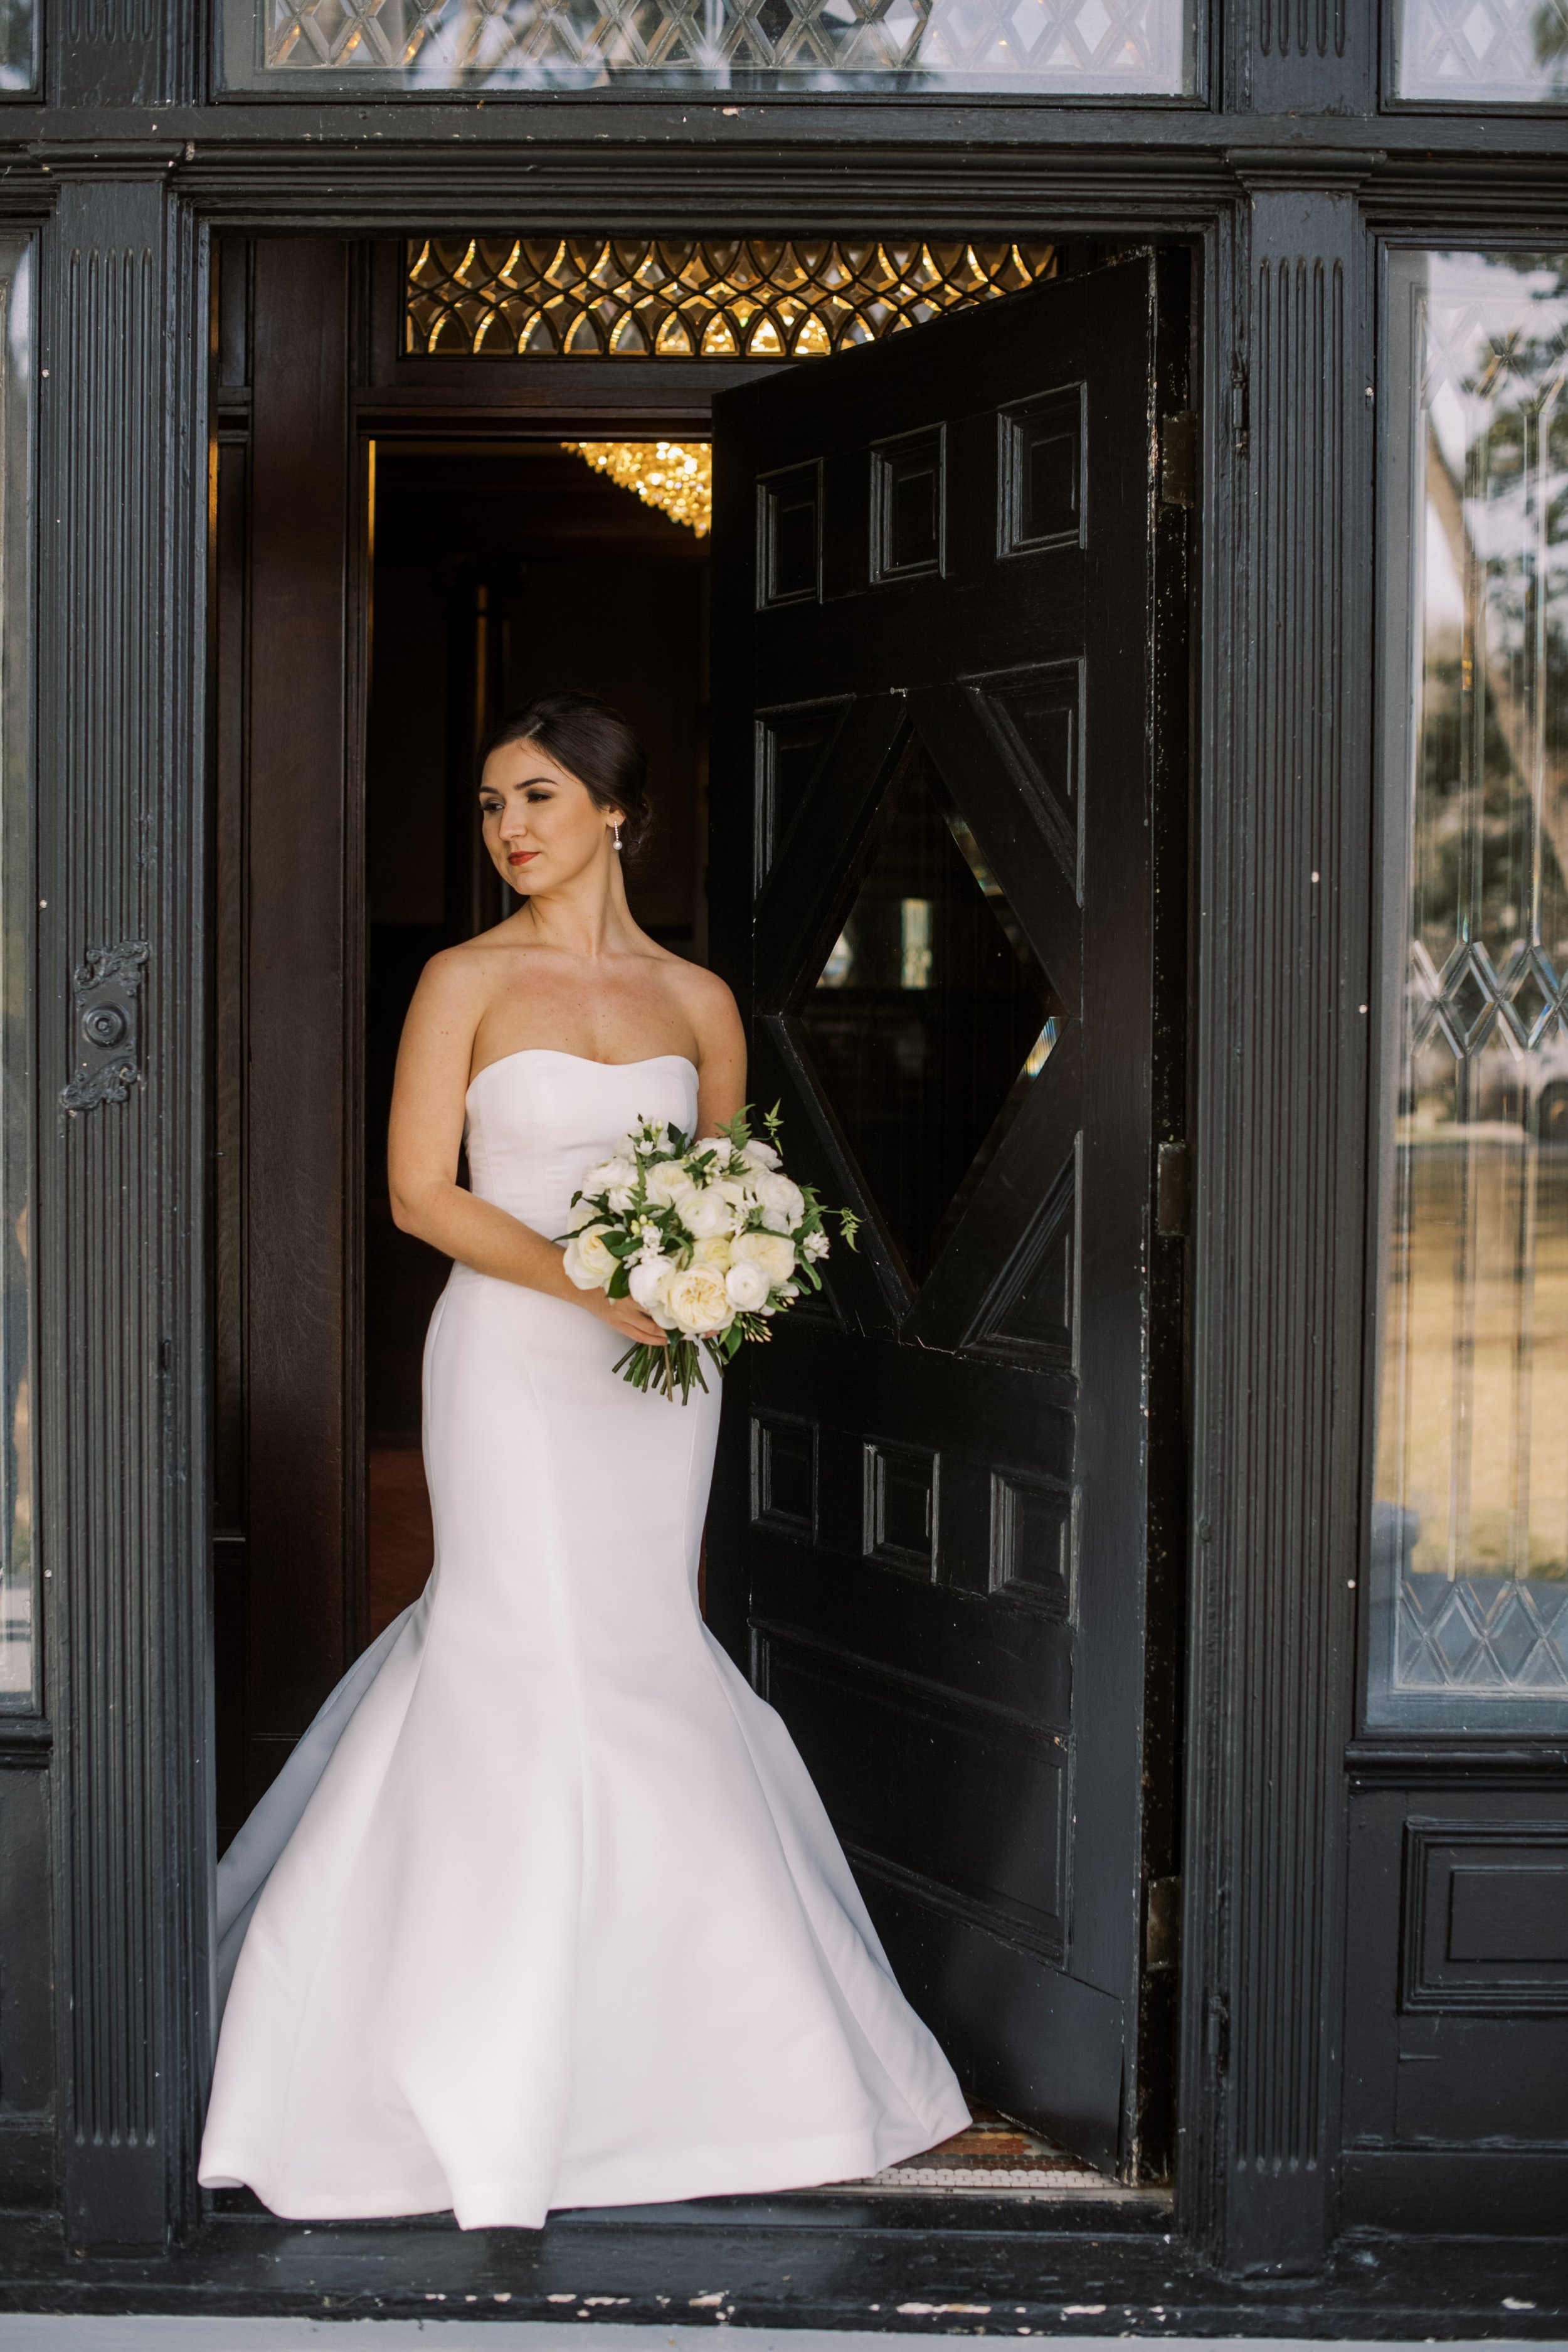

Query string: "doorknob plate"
[[61, 941, 150, 1113]]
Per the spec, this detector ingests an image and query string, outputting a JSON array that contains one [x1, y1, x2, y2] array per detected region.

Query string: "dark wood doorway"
[[211, 236, 1187, 2187]]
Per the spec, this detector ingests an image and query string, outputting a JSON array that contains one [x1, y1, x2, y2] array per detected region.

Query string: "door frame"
[[211, 225, 1197, 2202], [24, 36, 1555, 2276]]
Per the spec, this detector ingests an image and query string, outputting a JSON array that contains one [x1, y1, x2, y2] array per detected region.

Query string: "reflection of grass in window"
[[1379, 1144, 1568, 1584]]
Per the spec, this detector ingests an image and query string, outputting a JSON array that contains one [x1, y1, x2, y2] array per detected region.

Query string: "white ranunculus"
[[691, 1234, 733, 1271], [802, 1229, 830, 1261], [644, 1158, 696, 1206], [628, 1256, 672, 1310], [730, 1229, 796, 1287], [724, 1259, 771, 1311], [740, 1136, 781, 1172], [677, 1185, 736, 1239], [753, 1171, 807, 1232], [563, 1224, 616, 1290], [585, 1155, 638, 1200], [661, 1264, 734, 1336]]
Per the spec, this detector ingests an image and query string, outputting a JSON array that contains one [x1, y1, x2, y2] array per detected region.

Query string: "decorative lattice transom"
[[250, 0, 1190, 91], [1397, 0, 1568, 103], [406, 238, 1057, 360]]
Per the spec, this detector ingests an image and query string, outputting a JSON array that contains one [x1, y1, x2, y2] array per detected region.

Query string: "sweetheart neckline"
[[466, 1046, 699, 1095]]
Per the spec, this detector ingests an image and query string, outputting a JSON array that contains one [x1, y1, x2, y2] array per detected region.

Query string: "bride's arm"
[[386, 951, 669, 1347], [684, 969, 749, 1137]]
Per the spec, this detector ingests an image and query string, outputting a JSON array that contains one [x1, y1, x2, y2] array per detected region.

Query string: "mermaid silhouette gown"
[[198, 1049, 969, 2228]]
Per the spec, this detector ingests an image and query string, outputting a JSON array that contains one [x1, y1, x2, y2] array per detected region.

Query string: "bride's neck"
[[513, 857, 637, 958]]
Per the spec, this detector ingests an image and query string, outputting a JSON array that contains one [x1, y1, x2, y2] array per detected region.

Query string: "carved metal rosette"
[[60, 940, 151, 1113]]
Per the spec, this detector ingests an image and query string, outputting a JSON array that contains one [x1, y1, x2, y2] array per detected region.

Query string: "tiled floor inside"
[[854, 2106, 1109, 2195]]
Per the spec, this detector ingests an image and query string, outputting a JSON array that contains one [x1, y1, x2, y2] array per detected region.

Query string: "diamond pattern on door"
[[793, 737, 1064, 1282], [965, 1142, 1079, 1365], [968, 660, 1083, 898]]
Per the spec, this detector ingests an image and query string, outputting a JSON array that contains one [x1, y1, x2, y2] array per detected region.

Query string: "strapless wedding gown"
[[199, 1048, 968, 2229]]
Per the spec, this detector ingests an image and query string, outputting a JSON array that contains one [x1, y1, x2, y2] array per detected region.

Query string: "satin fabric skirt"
[[198, 1264, 969, 2228]]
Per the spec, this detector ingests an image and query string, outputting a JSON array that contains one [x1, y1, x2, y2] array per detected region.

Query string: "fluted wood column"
[[38, 173, 209, 2250], [1181, 161, 1375, 2274]]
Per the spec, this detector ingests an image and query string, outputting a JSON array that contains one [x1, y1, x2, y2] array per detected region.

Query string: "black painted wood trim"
[[1178, 167, 1372, 2272], [38, 176, 209, 2251]]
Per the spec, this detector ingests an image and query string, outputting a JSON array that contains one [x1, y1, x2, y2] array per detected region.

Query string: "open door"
[[707, 253, 1189, 2178]]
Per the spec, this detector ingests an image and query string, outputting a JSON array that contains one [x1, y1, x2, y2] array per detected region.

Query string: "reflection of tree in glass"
[[1414, 262, 1568, 980], [1537, 1, 1568, 92]]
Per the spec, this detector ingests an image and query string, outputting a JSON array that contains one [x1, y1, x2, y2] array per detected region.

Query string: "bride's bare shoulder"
[[657, 955, 744, 1062], [657, 949, 737, 1020], [418, 931, 522, 992]]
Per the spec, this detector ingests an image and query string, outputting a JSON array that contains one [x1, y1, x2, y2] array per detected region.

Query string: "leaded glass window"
[[407, 240, 1058, 361], [1396, 0, 1567, 103], [221, 0, 1194, 93], [1371, 252, 1568, 1729], [0, 239, 33, 1710]]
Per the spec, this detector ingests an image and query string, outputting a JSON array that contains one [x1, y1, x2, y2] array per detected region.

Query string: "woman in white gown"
[[198, 692, 969, 2230]]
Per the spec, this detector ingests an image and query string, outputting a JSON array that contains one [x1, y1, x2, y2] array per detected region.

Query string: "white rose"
[[628, 1256, 672, 1310], [731, 1229, 796, 1286], [584, 1155, 638, 1199], [740, 1137, 781, 1172], [724, 1259, 771, 1311], [661, 1264, 734, 1336], [691, 1234, 733, 1271], [645, 1158, 696, 1206], [563, 1224, 616, 1290], [802, 1229, 830, 1261], [677, 1185, 736, 1239], [753, 1171, 807, 1232]]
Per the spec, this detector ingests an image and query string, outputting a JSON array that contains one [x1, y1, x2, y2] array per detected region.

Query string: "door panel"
[[710, 255, 1186, 2174], [213, 239, 359, 1828]]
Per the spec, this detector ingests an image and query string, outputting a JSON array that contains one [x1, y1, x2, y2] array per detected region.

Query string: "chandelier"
[[565, 441, 711, 536]]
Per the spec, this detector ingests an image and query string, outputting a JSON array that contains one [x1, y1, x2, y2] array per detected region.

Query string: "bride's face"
[[479, 738, 620, 895]]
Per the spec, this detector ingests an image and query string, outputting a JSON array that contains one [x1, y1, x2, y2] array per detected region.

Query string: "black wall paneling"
[[1179, 162, 1374, 2271], [37, 174, 209, 2250], [1343, 1772, 1568, 2235]]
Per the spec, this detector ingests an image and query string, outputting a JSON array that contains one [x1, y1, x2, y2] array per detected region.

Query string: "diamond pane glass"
[[1371, 253, 1568, 1726], [408, 239, 1058, 362], [795, 744, 1064, 1283], [1397, 0, 1568, 103], [221, 0, 1194, 92]]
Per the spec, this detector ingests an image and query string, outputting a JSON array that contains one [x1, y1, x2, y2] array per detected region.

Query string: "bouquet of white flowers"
[[557, 1103, 857, 1402]]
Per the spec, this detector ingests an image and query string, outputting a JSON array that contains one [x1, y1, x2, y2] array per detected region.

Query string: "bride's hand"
[[579, 1287, 670, 1348]]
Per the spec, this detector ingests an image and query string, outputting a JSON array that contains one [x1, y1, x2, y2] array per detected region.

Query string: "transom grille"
[[406, 237, 1057, 359], [243, 0, 1190, 92]]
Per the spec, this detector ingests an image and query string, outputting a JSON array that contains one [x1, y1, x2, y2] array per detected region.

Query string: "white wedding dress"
[[199, 1048, 968, 2229]]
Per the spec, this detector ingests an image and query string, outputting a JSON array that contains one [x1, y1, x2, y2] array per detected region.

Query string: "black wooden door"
[[707, 255, 1189, 2178]]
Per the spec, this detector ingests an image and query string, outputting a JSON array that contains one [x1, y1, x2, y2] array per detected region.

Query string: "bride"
[[198, 691, 969, 2230]]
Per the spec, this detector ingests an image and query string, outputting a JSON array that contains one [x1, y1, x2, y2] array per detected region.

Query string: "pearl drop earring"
[[612, 826, 623, 853]]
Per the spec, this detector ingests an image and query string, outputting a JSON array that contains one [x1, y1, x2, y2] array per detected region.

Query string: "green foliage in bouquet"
[[558, 1102, 858, 1403]]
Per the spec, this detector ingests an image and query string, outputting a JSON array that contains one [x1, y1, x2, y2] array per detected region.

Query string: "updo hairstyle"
[[478, 692, 652, 858]]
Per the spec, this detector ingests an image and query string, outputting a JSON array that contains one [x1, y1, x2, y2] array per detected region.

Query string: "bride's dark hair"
[[479, 692, 652, 857]]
